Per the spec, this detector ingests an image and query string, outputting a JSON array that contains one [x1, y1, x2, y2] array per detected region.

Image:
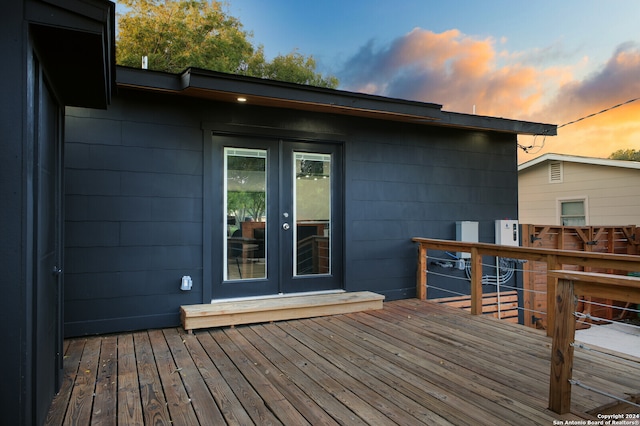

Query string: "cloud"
[[337, 29, 640, 161], [542, 42, 640, 123], [339, 28, 569, 117]]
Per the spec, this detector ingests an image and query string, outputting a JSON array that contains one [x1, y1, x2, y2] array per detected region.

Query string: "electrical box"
[[495, 220, 519, 246], [456, 221, 478, 259]]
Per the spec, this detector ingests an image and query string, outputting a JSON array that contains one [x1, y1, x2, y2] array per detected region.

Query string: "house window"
[[549, 161, 563, 183], [559, 199, 586, 226]]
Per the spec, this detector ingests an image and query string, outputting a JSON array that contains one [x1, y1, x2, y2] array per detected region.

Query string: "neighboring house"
[[2, 2, 556, 421], [1, 0, 114, 424], [518, 153, 640, 226]]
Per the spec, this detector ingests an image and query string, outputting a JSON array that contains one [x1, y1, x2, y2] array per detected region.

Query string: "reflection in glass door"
[[280, 141, 342, 295], [224, 148, 267, 281], [293, 152, 331, 276], [214, 135, 342, 299]]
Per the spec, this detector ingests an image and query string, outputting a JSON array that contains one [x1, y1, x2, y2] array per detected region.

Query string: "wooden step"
[[180, 291, 385, 332]]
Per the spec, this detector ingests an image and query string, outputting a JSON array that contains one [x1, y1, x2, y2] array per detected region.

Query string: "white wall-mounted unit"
[[456, 221, 478, 259], [495, 220, 519, 246]]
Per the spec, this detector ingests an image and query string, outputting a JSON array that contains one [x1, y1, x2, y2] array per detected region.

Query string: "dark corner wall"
[[64, 87, 519, 336], [3, 0, 115, 422]]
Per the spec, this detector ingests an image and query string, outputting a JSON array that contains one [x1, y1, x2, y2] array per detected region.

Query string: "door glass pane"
[[224, 148, 267, 280], [294, 152, 331, 276]]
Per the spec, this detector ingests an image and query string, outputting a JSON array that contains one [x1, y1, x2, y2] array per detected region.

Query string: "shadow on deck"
[[46, 299, 639, 425]]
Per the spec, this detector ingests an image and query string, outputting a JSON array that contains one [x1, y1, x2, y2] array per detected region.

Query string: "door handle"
[[52, 266, 62, 276], [282, 223, 290, 230]]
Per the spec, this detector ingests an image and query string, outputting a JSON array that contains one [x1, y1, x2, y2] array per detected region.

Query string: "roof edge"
[[116, 66, 557, 136], [518, 153, 640, 171]]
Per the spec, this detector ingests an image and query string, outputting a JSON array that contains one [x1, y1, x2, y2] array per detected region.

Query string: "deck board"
[[133, 331, 172, 425], [116, 334, 144, 426], [92, 334, 117, 426], [46, 299, 640, 425], [65, 337, 101, 425]]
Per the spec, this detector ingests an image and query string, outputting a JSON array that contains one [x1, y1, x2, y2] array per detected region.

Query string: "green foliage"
[[117, 0, 338, 88], [262, 50, 339, 88], [608, 149, 640, 161]]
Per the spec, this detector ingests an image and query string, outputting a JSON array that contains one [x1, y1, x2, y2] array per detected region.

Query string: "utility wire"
[[558, 97, 640, 129], [519, 96, 639, 153]]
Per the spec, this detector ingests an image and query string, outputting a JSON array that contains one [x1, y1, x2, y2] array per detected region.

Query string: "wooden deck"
[[46, 299, 639, 425]]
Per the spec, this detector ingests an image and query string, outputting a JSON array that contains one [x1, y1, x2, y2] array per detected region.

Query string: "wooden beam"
[[549, 270, 640, 304], [417, 243, 427, 300], [411, 237, 639, 271], [548, 277, 576, 414], [546, 255, 561, 337], [470, 247, 483, 315]]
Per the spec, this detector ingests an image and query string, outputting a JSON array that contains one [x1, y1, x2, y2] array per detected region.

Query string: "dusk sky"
[[120, 1, 640, 163]]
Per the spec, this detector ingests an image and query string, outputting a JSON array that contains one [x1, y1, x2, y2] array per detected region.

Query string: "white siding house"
[[518, 153, 640, 226]]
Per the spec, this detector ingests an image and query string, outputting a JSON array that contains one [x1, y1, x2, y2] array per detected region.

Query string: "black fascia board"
[[26, 0, 112, 32], [117, 67, 186, 92], [435, 110, 557, 136], [184, 67, 445, 117], [116, 66, 557, 136]]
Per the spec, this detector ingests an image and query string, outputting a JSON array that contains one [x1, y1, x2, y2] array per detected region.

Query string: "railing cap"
[[548, 270, 640, 288]]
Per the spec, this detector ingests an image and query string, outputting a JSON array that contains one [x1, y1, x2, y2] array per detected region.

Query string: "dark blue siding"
[[344, 122, 517, 299], [64, 94, 206, 336], [64, 89, 518, 336]]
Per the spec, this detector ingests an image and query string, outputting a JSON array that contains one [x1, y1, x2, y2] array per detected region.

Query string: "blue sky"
[[117, 1, 640, 160], [227, 0, 638, 79]]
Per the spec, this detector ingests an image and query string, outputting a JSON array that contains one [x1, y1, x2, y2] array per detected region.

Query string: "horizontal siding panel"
[[65, 116, 122, 145], [65, 222, 120, 247], [119, 222, 202, 246], [65, 270, 202, 300], [65, 245, 202, 274], [65, 195, 202, 222], [65, 169, 121, 195], [120, 172, 202, 197], [122, 121, 203, 150]]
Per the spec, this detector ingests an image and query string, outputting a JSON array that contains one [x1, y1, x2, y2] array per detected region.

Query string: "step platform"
[[180, 291, 385, 333]]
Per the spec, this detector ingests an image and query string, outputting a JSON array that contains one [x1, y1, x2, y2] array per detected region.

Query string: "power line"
[[558, 97, 640, 129], [518, 96, 639, 153]]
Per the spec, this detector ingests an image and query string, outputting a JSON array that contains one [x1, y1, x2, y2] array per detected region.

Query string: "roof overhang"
[[26, 0, 116, 108], [117, 66, 557, 137]]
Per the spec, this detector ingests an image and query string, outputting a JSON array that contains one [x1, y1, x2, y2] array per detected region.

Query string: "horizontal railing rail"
[[412, 237, 640, 336], [413, 237, 640, 414]]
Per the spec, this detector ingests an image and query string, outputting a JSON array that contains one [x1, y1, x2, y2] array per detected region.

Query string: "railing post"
[[546, 255, 560, 337], [417, 243, 427, 300], [470, 247, 482, 315], [549, 277, 576, 414]]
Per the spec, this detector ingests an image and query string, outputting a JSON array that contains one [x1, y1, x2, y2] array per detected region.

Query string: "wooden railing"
[[412, 238, 640, 414], [411, 238, 640, 336], [547, 270, 640, 413]]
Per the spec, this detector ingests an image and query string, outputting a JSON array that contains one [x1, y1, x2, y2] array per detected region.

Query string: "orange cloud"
[[339, 30, 640, 163]]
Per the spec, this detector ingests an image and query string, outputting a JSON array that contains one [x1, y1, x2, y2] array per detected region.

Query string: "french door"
[[214, 135, 343, 299]]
